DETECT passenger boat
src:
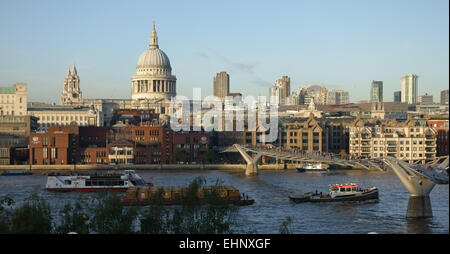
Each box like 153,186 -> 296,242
1,170 -> 32,176
289,183 -> 378,203
46,170 -> 152,192
296,163 -> 329,173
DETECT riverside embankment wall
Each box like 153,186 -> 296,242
0,163 -> 297,173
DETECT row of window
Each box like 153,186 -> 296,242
42,148 -> 57,158
175,144 -> 206,149
352,140 -> 429,145
35,115 -> 90,121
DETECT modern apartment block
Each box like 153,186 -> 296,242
349,115 -> 436,163
401,74 -> 418,104
213,72 -> 230,100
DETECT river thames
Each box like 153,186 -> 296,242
0,169 -> 448,234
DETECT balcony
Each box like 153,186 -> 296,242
425,141 -> 435,147
387,141 -> 397,146
361,142 -> 371,147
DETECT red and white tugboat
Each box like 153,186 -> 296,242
290,183 -> 378,203
46,170 -> 152,192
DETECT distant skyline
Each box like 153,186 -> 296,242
0,0 -> 448,103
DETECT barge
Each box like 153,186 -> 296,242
122,185 -> 254,206
45,170 -> 151,192
289,183 -> 379,203
1,170 -> 32,176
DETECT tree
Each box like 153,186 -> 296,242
0,196 -> 15,233
54,201 -> 90,234
10,194 -> 52,234
90,194 -> 138,234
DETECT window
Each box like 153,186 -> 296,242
51,148 -> 57,158
43,148 -> 47,158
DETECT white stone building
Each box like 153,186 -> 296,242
0,83 -> 27,116
57,23 -> 176,126
28,103 -> 102,129
59,65 -> 82,105
131,23 -> 176,101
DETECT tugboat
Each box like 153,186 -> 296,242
46,170 -> 152,192
289,183 -> 378,203
296,163 -> 329,173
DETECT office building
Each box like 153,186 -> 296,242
327,89 -> 349,105
441,89 -> 449,105
394,91 -> 401,102
370,81 -> 383,102
418,93 -> 433,104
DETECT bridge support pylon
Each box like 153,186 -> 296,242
234,145 -> 263,176
384,157 -> 436,219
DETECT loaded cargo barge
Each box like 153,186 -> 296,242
122,185 -> 254,206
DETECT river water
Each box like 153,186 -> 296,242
0,169 -> 448,234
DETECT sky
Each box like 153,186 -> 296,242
0,0 -> 448,103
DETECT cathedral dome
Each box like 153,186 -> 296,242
136,23 -> 171,71
137,48 -> 171,69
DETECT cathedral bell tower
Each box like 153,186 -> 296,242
60,64 -> 82,105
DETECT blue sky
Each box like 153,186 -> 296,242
0,0 -> 448,103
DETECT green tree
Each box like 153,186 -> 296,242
0,196 -> 15,233
90,194 -> 138,234
54,201 -> 90,234
10,194 -> 52,234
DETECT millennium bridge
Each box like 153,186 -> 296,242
222,144 -> 449,218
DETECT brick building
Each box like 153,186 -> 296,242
427,119 -> 449,157
172,131 -> 210,163
29,126 -> 79,165
29,121 -> 211,165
